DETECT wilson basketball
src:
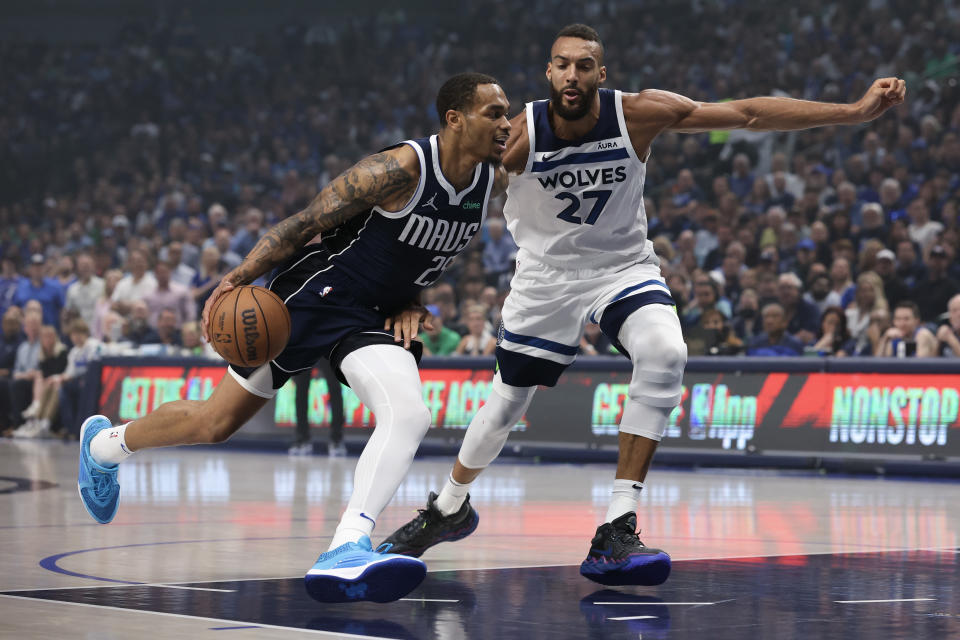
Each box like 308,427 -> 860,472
208,285 -> 291,368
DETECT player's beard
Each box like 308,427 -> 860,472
550,82 -> 598,121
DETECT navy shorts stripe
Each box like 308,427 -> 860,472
495,347 -> 569,388
501,329 -> 579,356
599,290 -> 676,358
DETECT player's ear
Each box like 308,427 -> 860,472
599,65 -> 607,84
445,109 -> 463,131
545,62 -> 552,82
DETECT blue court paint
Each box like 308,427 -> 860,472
11,550 -> 960,639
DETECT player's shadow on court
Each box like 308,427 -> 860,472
580,589 -> 671,639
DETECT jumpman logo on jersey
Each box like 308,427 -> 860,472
421,193 -> 439,211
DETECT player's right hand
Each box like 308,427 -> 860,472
201,278 -> 236,343
385,305 -> 434,350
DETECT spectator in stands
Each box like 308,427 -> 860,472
728,153 -> 755,200
164,242 -> 198,287
937,294 -> 960,357
0,257 -> 21,318
907,199 -> 943,251
804,274 -> 837,315
846,271 -> 889,354
111,249 -> 157,315
154,309 -> 184,348
746,303 -> 804,356
14,325 -> 68,438
0,309 -> 23,433
14,254 -> 64,327
7,310 -> 42,430
828,257 -> 856,308
145,260 -> 195,327
454,304 -> 496,356
913,245 -> 960,322
777,272 -> 819,344
126,301 -> 161,346
854,203 -> 887,249
811,306 -> 855,356
230,208 -> 266,257
192,246 -> 224,312
180,321 -> 219,359
894,238 -> 926,289
57,319 -> 102,437
54,256 -> 75,290
65,253 -> 104,327
481,218 -> 517,287
732,288 -> 761,341
420,305 -> 460,356
879,301 -> 938,357
873,249 -> 908,307
90,270 -> 123,341
682,275 -> 731,327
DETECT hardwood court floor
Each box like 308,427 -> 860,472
1,439 -> 958,639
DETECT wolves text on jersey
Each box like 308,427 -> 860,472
537,166 -> 627,190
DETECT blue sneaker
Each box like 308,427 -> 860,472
304,536 -> 427,603
579,512 -> 671,586
77,415 -> 120,524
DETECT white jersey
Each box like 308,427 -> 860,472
504,88 -> 654,269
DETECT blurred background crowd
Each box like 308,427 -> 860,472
1,0 -> 959,438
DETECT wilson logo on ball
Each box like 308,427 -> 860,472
241,308 -> 260,360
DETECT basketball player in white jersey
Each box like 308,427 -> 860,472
383,24 -> 905,585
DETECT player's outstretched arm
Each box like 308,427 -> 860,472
201,146 -> 419,340
659,77 -> 905,133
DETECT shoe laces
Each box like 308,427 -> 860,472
91,470 -> 115,502
400,507 -> 437,536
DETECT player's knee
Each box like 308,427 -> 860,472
394,401 -> 433,439
629,323 -> 686,380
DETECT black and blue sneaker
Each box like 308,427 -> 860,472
379,492 -> 479,558
304,535 -> 427,603
579,512 -> 671,586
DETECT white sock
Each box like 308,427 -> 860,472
89,423 -> 134,467
329,510 -> 375,550
435,473 -> 470,516
605,479 -> 644,523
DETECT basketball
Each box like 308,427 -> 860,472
208,285 -> 291,368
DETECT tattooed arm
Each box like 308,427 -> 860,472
201,145 -> 420,340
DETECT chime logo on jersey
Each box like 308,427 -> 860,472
397,214 -> 480,252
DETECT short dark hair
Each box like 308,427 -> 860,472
894,300 -> 920,318
436,72 -> 498,127
554,24 -> 604,60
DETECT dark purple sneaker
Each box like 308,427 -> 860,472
579,512 -> 671,586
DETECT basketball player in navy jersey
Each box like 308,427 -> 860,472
384,25 -> 906,586
76,72 -> 512,603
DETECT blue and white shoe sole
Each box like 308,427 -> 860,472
77,415 -> 119,524
304,555 -> 427,603
580,552 -> 672,586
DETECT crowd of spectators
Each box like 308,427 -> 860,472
1,0 -> 959,437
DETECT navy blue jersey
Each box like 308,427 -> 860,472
315,135 -> 493,311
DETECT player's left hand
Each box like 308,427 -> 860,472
855,77 -> 906,122
385,304 -> 434,349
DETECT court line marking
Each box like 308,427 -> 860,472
609,615 -> 658,621
398,598 -> 459,603
593,602 -> 716,606
0,594 -> 396,639
835,598 -> 936,604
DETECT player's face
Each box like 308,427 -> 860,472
461,83 -> 511,164
547,37 -> 606,121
